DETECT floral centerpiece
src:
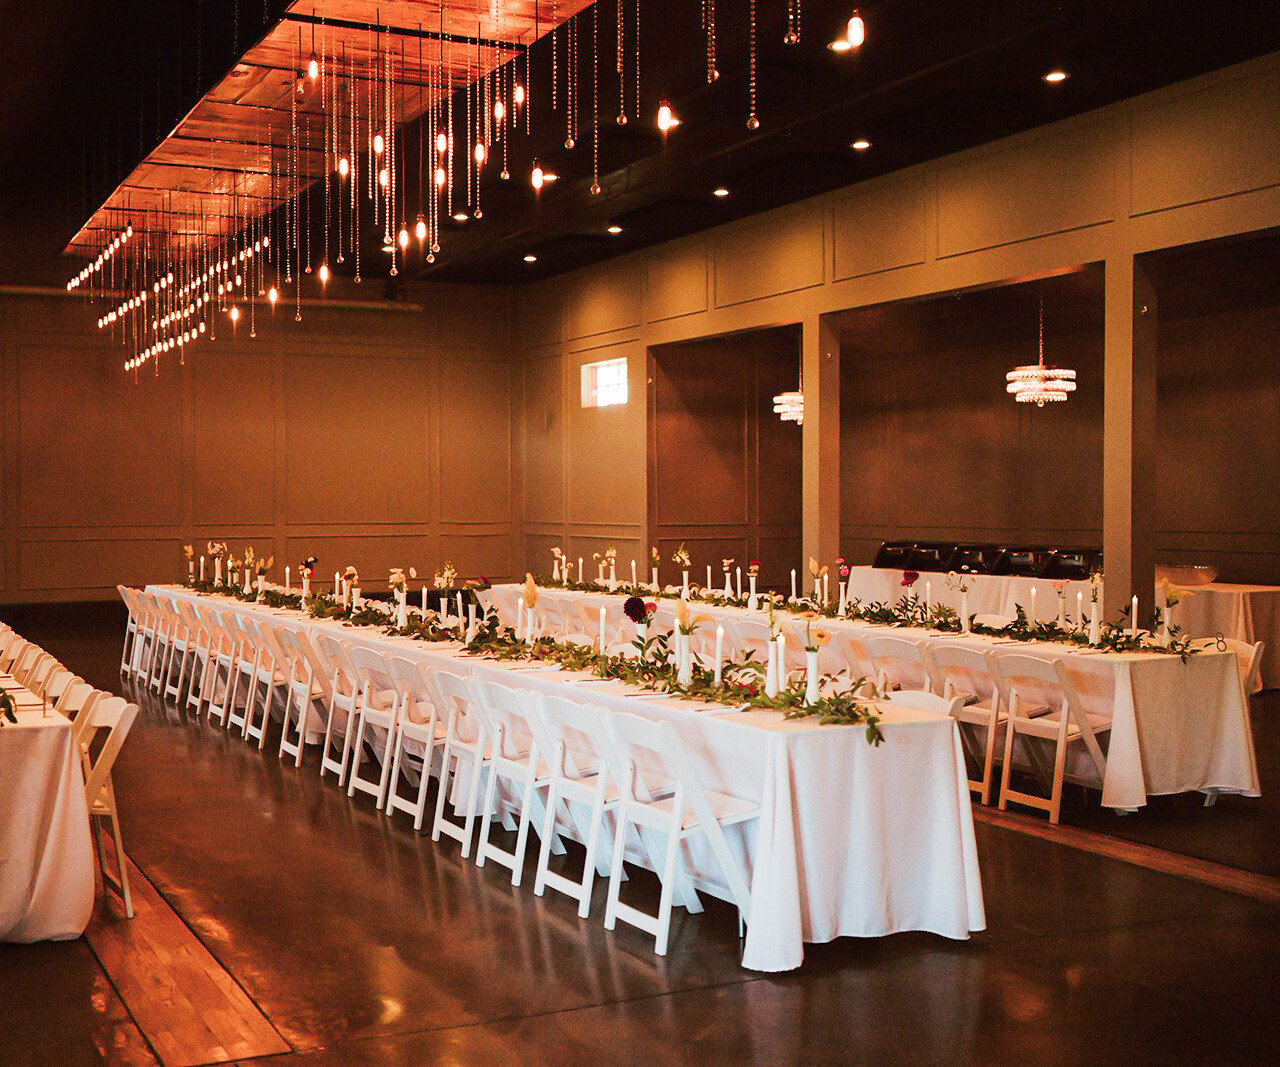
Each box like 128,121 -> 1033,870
623,594 -> 658,643
207,541 -> 229,585
551,546 -> 566,582
182,544 -> 195,583
433,562 -> 458,590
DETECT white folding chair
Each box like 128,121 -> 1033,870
1192,637 -> 1265,695
861,635 -> 936,694
41,668 -> 82,709
602,712 -> 759,957
117,586 -> 144,679
240,617 -> 290,750
274,626 -> 330,767
200,608 -> 243,727
344,646 -> 402,806
995,654 -> 1110,824
314,632 -> 361,783
471,681 -> 567,885
78,696 -> 140,918
928,644 -> 1018,805
430,672 -> 491,858
56,683 -> 104,726
222,613 -> 262,737
384,657 -> 446,830
169,597 -> 209,705
530,690 -> 633,916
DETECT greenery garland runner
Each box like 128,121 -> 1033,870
181,579 -> 886,743
524,576 -> 1199,661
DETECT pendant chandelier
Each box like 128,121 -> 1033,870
1006,292 -> 1076,406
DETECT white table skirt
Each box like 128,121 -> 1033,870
486,584 -> 1260,812
0,691 -> 95,943
153,587 -> 986,972
841,567 -> 1279,690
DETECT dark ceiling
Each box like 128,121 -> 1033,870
4,1 -> 1280,287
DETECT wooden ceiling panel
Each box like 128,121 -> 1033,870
64,0 -> 583,257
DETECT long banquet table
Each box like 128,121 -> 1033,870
153,585 -> 986,972
485,583 -> 1261,813
842,566 -> 1279,690
0,673 -> 95,943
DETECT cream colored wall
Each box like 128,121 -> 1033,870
0,283 -> 515,602
514,52 -> 1280,611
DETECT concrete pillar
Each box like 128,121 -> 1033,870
802,313 -> 841,572
1102,254 -> 1158,625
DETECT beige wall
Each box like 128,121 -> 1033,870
513,52 -> 1280,609
0,283 -> 516,603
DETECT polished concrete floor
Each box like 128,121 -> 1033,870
3,604 -> 1280,1064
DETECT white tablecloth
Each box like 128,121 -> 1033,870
0,681 -> 95,942
153,587 -> 986,972
486,585 -> 1260,813
843,567 -> 1279,689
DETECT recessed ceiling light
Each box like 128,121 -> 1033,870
607,224 -> 623,235
851,138 -> 871,151
452,212 -> 469,222
1043,69 -> 1068,84
713,186 -> 730,198
523,254 -> 538,263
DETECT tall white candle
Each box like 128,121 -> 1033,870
1089,601 -> 1100,645
823,573 -> 830,606
341,578 -> 349,607
285,566 -> 290,593
961,591 -> 970,633
609,561 -> 616,587
516,598 -> 524,638
776,633 -> 787,684
1029,586 -> 1037,624
200,556 -> 205,581
765,638 -> 778,697
1131,595 -> 1139,637
682,570 -> 689,597
790,569 -> 797,601
215,557 -> 222,585
578,557 -> 584,582
1076,590 -> 1084,629
706,564 -> 713,590
397,591 -> 407,630
456,592 -> 465,625
422,585 -> 428,613
599,606 -> 607,653
334,571 -> 340,597
1057,591 -> 1066,630
925,580 -> 931,611
631,559 -> 637,586
736,567 -> 742,599
713,625 -> 724,686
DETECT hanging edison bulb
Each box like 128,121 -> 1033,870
308,53 -> 319,80
531,160 -> 545,190
374,132 -> 385,155
229,305 -> 240,323
318,263 -> 330,284
830,8 -> 865,52
415,214 -> 427,242
268,286 -> 279,306
338,156 -> 350,178
435,166 -> 446,188
514,83 -> 525,107
474,142 -> 486,165
379,168 -> 390,188
493,99 -> 506,122
398,227 -> 410,250
436,130 -> 448,154
657,101 -> 681,133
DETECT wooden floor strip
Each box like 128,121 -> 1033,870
85,853 -> 292,1067
974,806 -> 1280,907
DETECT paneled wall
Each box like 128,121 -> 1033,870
514,53 -> 1280,589
649,328 -> 803,587
1154,234 -> 1280,582
0,284 -> 515,603
838,271 -> 1105,564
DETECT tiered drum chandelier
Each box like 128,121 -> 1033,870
63,2 -> 870,378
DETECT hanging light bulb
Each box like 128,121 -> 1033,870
398,227 -> 410,250
338,156 -> 350,178
379,167 -> 389,188
493,99 -> 506,122
830,9 -> 865,52
531,161 -> 545,190
308,53 -> 319,80
318,263 -> 330,284
229,305 -> 240,323
374,132 -> 385,155
268,286 -> 279,305
415,214 -> 427,242
474,141 -> 486,165
435,166 -> 446,188
514,83 -> 526,107
657,101 -> 681,133
436,130 -> 448,154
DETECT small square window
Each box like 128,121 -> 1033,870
581,357 -> 628,408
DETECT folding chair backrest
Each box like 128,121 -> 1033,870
1193,638 -> 1265,693
57,682 -> 102,722
431,671 -> 482,741
533,690 -> 608,778
930,644 -> 999,705
386,655 -> 437,722
11,642 -> 43,684
993,653 -> 1066,717
1,637 -> 28,673
886,688 -> 965,718
28,655 -> 64,696
604,712 -> 716,825
862,635 -> 934,692
43,668 -> 81,706
473,680 -> 538,758
313,632 -> 359,697
79,697 -> 140,811
346,645 -> 398,709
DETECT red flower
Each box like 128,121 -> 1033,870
901,570 -> 920,587
644,600 -> 657,615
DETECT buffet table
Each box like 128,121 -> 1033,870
839,568 -> 1277,690
486,584 -> 1260,813
0,675 -> 95,943
152,586 -> 985,972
